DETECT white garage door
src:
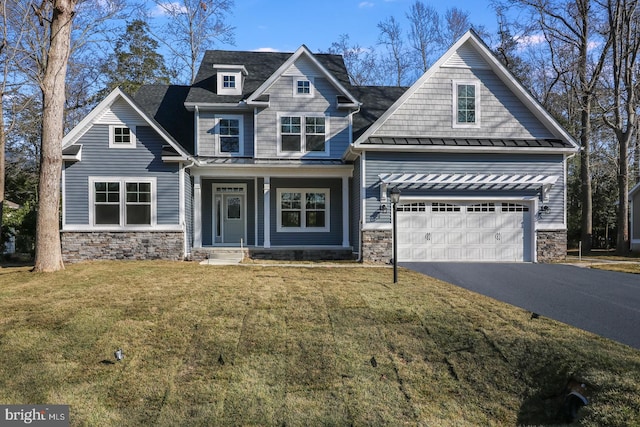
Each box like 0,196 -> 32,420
397,202 -> 531,262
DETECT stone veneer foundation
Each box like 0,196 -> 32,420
362,230 -> 393,264
61,231 -> 184,263
361,229 -> 567,263
536,230 -> 567,263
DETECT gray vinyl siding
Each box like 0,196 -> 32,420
200,179 -> 256,246
64,125 -> 180,225
255,75 -> 351,159
363,151 -> 565,226
375,67 -> 555,140
270,178 -> 343,246
197,111 -> 254,157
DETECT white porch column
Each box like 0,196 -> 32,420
193,175 -> 202,247
263,177 -> 271,248
342,176 -> 350,247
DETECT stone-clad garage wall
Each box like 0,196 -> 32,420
62,231 -> 184,263
536,230 -> 567,263
361,229 -> 567,263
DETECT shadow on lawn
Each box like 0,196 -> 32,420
517,371 -> 593,425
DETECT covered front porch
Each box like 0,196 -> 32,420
189,162 -> 354,259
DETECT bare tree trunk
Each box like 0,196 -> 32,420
33,0 -> 76,272
617,131 -> 630,253
0,92 -> 4,247
580,97 -> 593,252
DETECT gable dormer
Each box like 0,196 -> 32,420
215,64 -> 248,95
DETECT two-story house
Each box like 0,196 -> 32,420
61,31 -> 579,263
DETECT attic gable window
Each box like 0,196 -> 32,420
453,80 -> 481,128
109,125 -> 136,148
294,77 -> 314,97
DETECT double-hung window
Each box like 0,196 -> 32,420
219,117 -> 241,153
277,189 -> 329,232
279,115 -> 327,155
453,81 -> 480,128
91,177 -> 155,227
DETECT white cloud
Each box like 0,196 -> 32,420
359,2 -> 374,8
515,33 -> 546,48
150,2 -> 187,17
254,47 -> 280,52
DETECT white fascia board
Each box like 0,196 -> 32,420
630,182 -> 640,197
465,33 -> 579,150
184,101 -> 251,111
353,30 -> 579,152
353,35 -> 473,146
246,45 -> 360,106
63,87 -> 191,161
190,163 -> 353,178
213,64 -> 248,75
348,144 -> 578,155
62,88 -> 124,148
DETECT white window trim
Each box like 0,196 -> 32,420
215,114 -> 244,156
109,125 -> 136,149
217,71 -> 243,95
89,176 -> 157,229
276,112 -> 330,158
293,77 -> 314,98
276,188 -> 330,233
452,80 -> 481,129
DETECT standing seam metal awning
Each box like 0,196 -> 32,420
378,173 -> 559,193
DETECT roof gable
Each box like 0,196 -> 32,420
185,47 -> 355,107
62,87 -> 190,160
354,30 -> 579,152
246,45 -> 359,106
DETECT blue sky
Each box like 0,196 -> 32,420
225,0 -> 502,53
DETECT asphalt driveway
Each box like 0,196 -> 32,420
402,262 -> 640,349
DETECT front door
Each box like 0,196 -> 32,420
223,194 -> 244,243
214,185 -> 246,245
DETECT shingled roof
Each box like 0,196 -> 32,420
133,85 -> 194,154
349,86 -> 409,141
186,49 -> 352,105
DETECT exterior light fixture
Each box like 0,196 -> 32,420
390,187 -> 401,283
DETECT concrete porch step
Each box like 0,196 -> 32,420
196,248 -> 245,265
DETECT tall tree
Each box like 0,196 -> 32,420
377,16 -> 411,86
406,1 -> 440,72
506,0 -> 611,253
601,0 -> 640,254
0,0 -> 31,250
151,0 -> 235,84
100,19 -> 173,96
443,7 -> 472,45
33,0 -> 78,272
325,34 -> 382,86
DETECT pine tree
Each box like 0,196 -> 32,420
101,20 -> 173,96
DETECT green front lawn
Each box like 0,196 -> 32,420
1,261 -> 639,426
